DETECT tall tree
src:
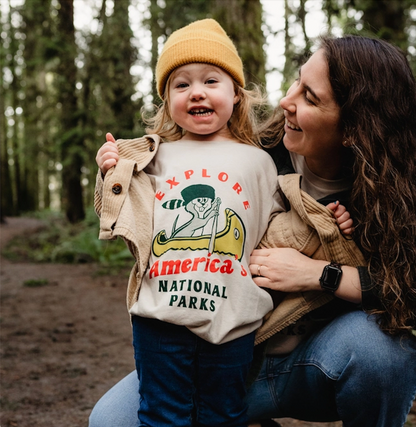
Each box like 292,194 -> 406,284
81,0 -> 140,137
79,0 -> 142,206
99,0 -> 139,138
212,0 -> 266,86
147,0 -> 162,104
56,0 -> 85,222
348,0 -> 411,50
279,0 -> 311,95
2,1 -> 59,216
5,6 -> 22,217
281,0 -> 296,95
19,0 -> 54,213
297,0 -> 311,54
324,0 -> 416,72
0,8 -> 13,220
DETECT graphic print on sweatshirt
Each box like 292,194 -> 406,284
153,183 -> 246,261
129,140 -> 281,344
148,169 -> 251,283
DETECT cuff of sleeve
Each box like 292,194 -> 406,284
357,266 -> 380,311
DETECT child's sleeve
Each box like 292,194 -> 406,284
94,169 -> 105,218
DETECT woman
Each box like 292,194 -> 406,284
89,35 -> 416,427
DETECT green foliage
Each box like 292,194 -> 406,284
2,209 -> 133,269
325,0 -> 416,73
23,278 -> 49,287
2,0 -> 415,220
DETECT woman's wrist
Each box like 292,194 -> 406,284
312,262 -> 361,303
304,258 -> 362,304
302,258 -> 328,292
335,265 -> 362,303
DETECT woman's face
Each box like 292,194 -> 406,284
280,49 -> 344,178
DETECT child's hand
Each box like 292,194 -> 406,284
327,201 -> 354,235
96,133 -> 119,175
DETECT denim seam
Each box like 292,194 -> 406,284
292,360 -> 339,381
266,357 -> 282,413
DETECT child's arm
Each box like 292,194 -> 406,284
96,132 -> 119,175
327,201 -> 354,235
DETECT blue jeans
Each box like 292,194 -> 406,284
247,311 -> 416,426
89,311 -> 416,427
132,316 -> 255,427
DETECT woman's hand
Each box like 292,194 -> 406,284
250,248 -> 362,303
95,133 -> 119,175
250,248 -> 325,293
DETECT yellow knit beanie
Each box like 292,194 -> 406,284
156,19 -> 245,98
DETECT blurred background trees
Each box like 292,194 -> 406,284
1,0 -> 415,223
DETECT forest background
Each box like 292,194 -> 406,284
1,1 -> 416,426
1,0 -> 416,228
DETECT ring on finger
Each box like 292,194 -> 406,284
257,265 -> 262,276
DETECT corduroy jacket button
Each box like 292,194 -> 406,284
112,183 -> 122,194
149,141 -> 155,152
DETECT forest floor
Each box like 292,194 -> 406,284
1,217 -> 415,427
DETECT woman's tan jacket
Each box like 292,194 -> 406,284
94,135 -> 366,345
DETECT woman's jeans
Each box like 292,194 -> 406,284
89,311 -> 416,427
131,316 -> 255,427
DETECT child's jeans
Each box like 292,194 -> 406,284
132,315 -> 255,427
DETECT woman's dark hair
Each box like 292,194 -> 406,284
260,35 -> 416,335
320,35 -> 416,335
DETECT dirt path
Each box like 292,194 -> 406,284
1,217 -> 134,426
0,217 -> 414,426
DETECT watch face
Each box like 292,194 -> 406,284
326,265 -> 341,284
320,263 -> 342,292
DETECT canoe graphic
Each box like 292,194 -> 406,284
152,208 -> 245,260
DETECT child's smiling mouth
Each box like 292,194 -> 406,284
189,108 -> 214,116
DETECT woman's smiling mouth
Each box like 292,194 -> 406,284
286,119 -> 302,131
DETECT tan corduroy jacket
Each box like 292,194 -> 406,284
94,135 -> 366,345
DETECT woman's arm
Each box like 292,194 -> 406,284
250,248 -> 362,304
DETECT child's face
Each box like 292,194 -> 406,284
168,63 -> 239,141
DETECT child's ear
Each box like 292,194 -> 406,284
233,83 -> 241,105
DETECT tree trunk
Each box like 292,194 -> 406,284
20,0 -> 52,213
7,9 -> 21,216
0,11 -> 14,219
212,0 -> 266,86
148,0 -> 162,103
57,0 -> 85,223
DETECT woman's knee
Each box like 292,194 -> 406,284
88,399 -> 108,427
88,371 -> 140,427
307,311 -> 415,382
319,311 -> 416,396
341,312 -> 415,374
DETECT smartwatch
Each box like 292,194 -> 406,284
319,262 -> 342,293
